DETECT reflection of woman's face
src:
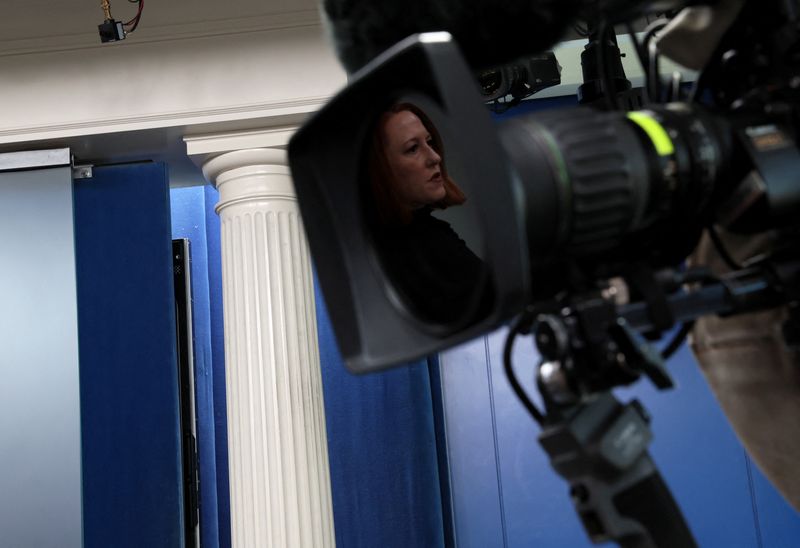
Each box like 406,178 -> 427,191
380,110 -> 446,209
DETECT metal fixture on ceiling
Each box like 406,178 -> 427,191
98,0 -> 144,43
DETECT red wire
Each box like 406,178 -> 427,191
124,0 -> 144,32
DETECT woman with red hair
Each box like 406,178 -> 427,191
366,102 -> 466,226
365,102 -> 491,326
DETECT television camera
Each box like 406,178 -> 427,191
289,1 -> 800,545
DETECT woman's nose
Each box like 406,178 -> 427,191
425,146 -> 441,166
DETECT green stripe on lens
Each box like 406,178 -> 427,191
537,127 -> 570,190
627,111 -> 675,156
532,124 -> 571,246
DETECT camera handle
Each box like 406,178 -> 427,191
538,393 -> 697,548
531,294 -> 696,546
506,307 -> 698,546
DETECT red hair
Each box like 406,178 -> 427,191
366,102 -> 466,226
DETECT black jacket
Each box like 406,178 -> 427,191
374,208 -> 491,325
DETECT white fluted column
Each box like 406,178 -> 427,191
202,147 -> 335,548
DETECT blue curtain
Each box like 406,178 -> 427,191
315,280 -> 446,548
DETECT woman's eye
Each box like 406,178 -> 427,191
405,144 -> 418,154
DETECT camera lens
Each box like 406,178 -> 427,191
498,104 -> 727,281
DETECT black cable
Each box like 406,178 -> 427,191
642,18 -> 669,102
125,0 -> 144,33
708,225 -> 744,271
688,73 -> 704,103
625,22 -> 649,78
660,321 -> 695,360
596,19 -> 619,111
642,17 -> 669,43
669,71 -> 683,102
648,41 -> 661,103
503,314 -> 545,426
625,22 -> 651,104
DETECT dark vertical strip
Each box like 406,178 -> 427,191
173,239 -> 199,547
204,184 -> 232,548
744,452 -> 765,548
484,336 -> 509,548
427,354 -> 456,548
74,163 -> 184,548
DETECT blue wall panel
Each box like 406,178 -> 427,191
750,458 -> 800,547
203,184 -> 232,548
438,336 -> 509,548
74,163 -> 184,548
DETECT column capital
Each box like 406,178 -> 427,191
200,148 -> 296,215
184,124 -> 299,183
202,148 -> 289,182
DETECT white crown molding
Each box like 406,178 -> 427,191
0,96 -> 326,144
185,124 -> 301,158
